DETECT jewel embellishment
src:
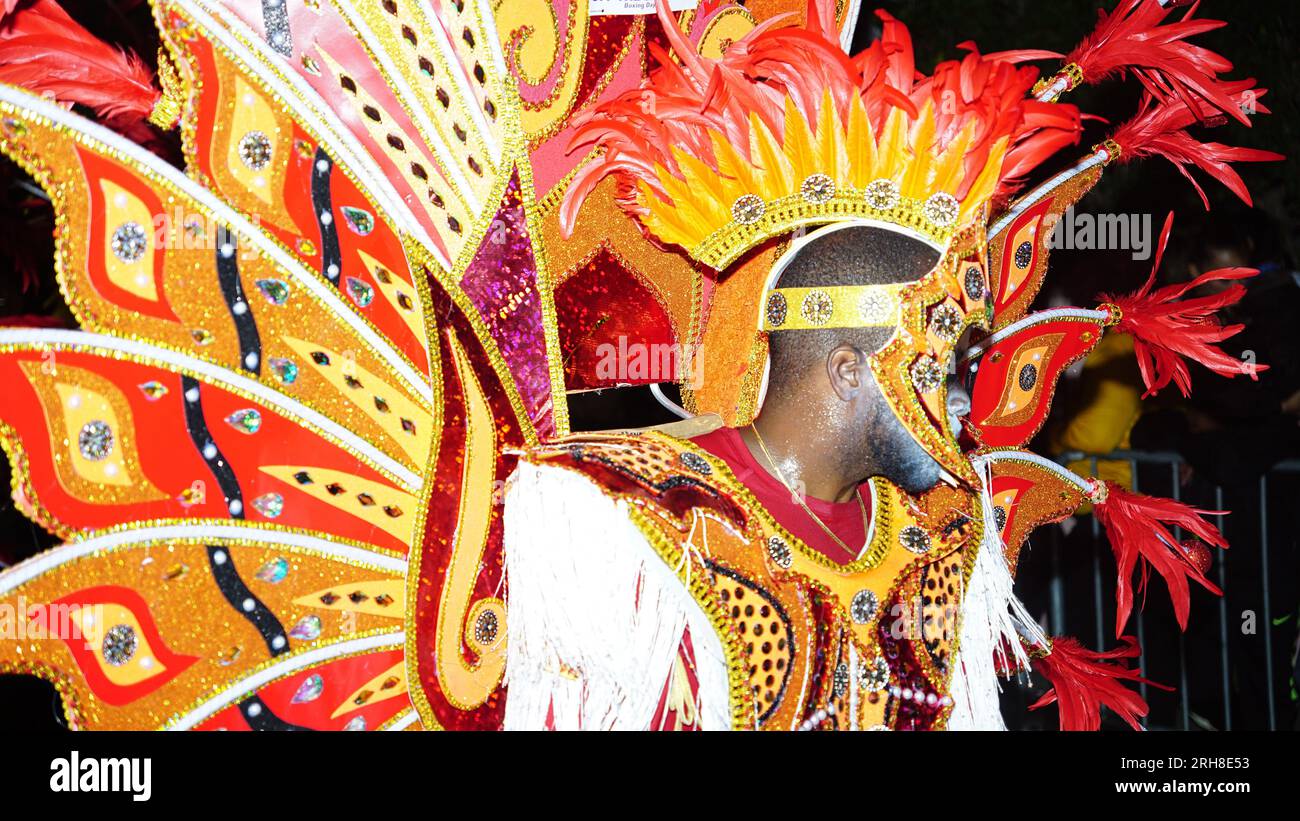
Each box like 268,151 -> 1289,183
858,289 -> 894,324
1018,362 -> 1038,391
289,615 -> 322,641
830,663 -> 850,699
679,451 -> 712,475
963,265 -> 985,301
899,524 -> 932,554
1013,240 -> 1033,269
929,304 -> 962,342
77,420 -> 114,461
922,192 -> 960,227
343,716 -> 367,731
138,381 -> 168,401
864,178 -> 900,210
251,492 -> 285,519
291,674 -> 324,704
190,328 -> 214,346
255,278 -> 290,305
238,130 -> 273,170
345,277 -> 375,308
110,222 -> 148,263
799,173 -> 835,204
799,290 -> 833,326
255,557 -> 289,584
340,206 -> 375,236
268,357 -> 299,385
102,624 -> 137,666
765,291 -> 788,327
992,505 -> 1008,532
910,355 -> 944,393
767,535 -> 793,569
731,193 -> 765,225
474,610 -> 499,645
225,409 -> 262,434
861,654 -> 890,692
850,589 -> 879,624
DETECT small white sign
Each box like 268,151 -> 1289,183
590,0 -> 698,15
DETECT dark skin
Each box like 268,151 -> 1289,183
740,343 -> 970,502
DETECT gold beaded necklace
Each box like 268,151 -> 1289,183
749,422 -> 868,554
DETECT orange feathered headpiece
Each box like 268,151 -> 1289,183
559,0 -> 1081,270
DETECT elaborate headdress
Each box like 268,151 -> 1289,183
561,0 -> 1084,484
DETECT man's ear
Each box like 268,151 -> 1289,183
826,344 -> 866,402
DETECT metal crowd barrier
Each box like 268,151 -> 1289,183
1010,450 -> 1300,731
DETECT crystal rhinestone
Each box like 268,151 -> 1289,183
922,192 -> 960,227
899,524 -> 932,554
909,355 -> 944,393
765,291 -> 788,327
730,193 -> 765,225
850,589 -> 879,624
679,451 -> 712,475
1013,240 -> 1033,269
1018,362 -> 1038,391
238,130 -> 273,170
346,277 -> 375,308
343,716 -> 367,731
255,557 -> 289,584
251,492 -> 285,519
225,408 -> 262,434
77,420 -> 114,461
289,615 -> 322,641
799,173 -> 835,204
992,505 -> 1008,532
110,222 -> 148,263
860,654 -> 890,692
255,278 -> 290,305
190,328 -> 214,346
799,289 -> 834,326
268,357 -> 298,385
297,238 -> 317,256
929,304 -> 962,342
863,178 -> 900,210
101,624 -> 137,666
291,674 -> 324,704
340,206 -> 375,236
857,289 -> 893,324
138,381 -> 168,401
832,662 -> 850,698
963,265 -> 985,301
473,610 -> 499,645
767,535 -> 793,569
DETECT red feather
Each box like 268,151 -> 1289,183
1029,635 -> 1169,731
1101,212 -> 1266,397
1062,0 -> 1247,123
0,0 -> 158,123
560,0 -> 1079,239
1109,83 -> 1284,208
1091,481 -> 1227,637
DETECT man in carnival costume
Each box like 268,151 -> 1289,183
501,0 -> 1282,731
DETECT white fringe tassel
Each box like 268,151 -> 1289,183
947,462 -> 1049,731
502,461 -> 731,730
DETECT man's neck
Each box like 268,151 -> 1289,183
740,407 -> 863,504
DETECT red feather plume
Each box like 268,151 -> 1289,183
1091,481 -> 1227,637
0,0 -> 159,123
1109,81 -> 1284,209
1063,0 -> 1248,122
1101,212 -> 1266,397
559,0 -> 1080,237
1029,635 -> 1168,731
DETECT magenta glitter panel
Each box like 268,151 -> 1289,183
459,171 -> 556,439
